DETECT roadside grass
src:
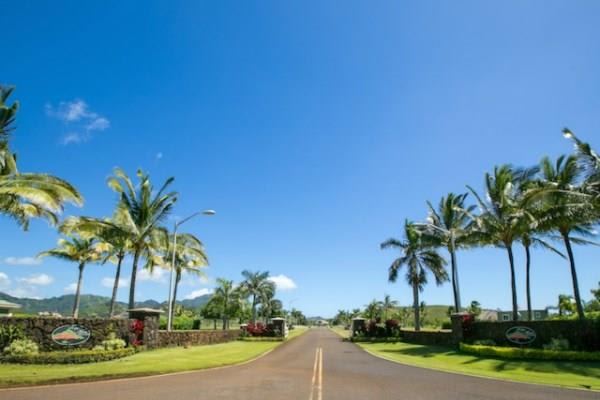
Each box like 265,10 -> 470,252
359,341 -> 600,391
0,326 -> 308,388
330,326 -> 350,338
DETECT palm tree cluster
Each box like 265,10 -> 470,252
203,270 -> 286,328
382,129 -> 600,327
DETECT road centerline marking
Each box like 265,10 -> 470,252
309,347 -> 323,400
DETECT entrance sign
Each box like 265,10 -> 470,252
51,324 -> 91,346
505,326 -> 536,345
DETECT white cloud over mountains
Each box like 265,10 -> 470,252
19,273 -> 54,286
184,288 -> 213,300
138,267 -> 168,283
101,277 -> 129,289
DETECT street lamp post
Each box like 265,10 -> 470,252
167,209 -> 215,331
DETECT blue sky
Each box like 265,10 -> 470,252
0,1 -> 599,317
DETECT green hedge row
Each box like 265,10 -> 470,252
0,347 -> 136,364
237,337 -> 284,342
459,343 -> 600,361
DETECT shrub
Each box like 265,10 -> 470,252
96,333 -> 127,351
473,339 -> 497,346
441,321 -> 452,330
459,343 -> 600,361
130,319 -> 144,346
0,348 -> 135,364
543,337 -> 569,351
3,339 -> 39,356
385,319 -> 400,337
0,325 -> 24,349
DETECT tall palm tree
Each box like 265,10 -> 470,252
107,168 -> 177,309
535,155 -> 597,320
39,235 -> 103,318
150,229 -> 208,324
259,289 -> 281,323
421,193 -> 475,312
467,165 -> 536,321
381,220 -> 448,331
0,86 -> 82,228
364,299 -> 383,321
381,294 -> 398,321
239,270 -> 275,324
60,212 -> 133,317
213,278 -> 237,329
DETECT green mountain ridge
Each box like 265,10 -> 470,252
0,292 -> 211,317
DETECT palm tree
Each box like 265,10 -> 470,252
0,86 -> 82,228
467,165 -> 536,321
60,212 -> 133,317
259,289 -> 281,323
535,155 -> 597,320
107,168 -> 177,309
213,278 -> 237,329
381,220 -> 448,331
421,193 -> 475,312
381,294 -> 398,321
150,230 -> 208,324
39,235 -> 103,318
239,270 -> 275,324
364,299 -> 383,321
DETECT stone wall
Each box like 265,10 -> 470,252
400,329 -> 454,346
157,329 -> 241,347
1,317 -> 131,351
464,319 -> 600,351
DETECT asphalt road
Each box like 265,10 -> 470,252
1,328 -> 597,400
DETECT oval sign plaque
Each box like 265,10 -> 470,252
51,324 -> 91,346
505,326 -> 536,345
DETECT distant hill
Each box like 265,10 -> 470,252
0,292 -> 212,318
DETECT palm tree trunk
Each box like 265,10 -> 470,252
73,262 -> 85,318
562,233 -> 585,320
170,271 -> 181,325
109,252 -> 124,318
524,244 -> 532,321
506,244 -> 519,321
251,294 -> 257,324
412,283 -> 420,331
449,247 -> 461,312
128,249 -> 141,309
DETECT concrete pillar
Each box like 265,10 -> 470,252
450,312 -> 473,345
271,317 -> 287,338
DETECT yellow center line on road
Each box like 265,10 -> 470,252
309,347 -> 323,400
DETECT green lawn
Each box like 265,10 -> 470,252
0,327 -> 308,388
358,341 -> 600,391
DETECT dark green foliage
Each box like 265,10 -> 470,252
0,347 -> 135,364
0,325 -> 24,349
459,343 -> 600,361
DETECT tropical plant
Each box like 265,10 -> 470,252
421,192 -> 475,312
381,294 -> 398,321
467,300 -> 482,317
239,270 -> 275,324
467,165 -> 536,321
0,85 -> 82,229
558,294 -> 576,317
381,220 -> 449,331
107,168 -> 178,309
39,235 -> 104,318
259,286 -> 281,322
149,229 -> 208,324
363,299 -> 383,321
60,212 -> 133,317
535,155 -> 597,319
212,278 -> 237,329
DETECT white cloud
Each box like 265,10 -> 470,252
7,287 -> 41,299
63,282 -> 78,294
101,277 -> 128,288
268,274 -> 297,291
45,99 -> 110,145
0,272 -> 10,289
184,288 -> 213,300
138,267 -> 168,283
19,273 -> 54,286
3,256 -> 42,266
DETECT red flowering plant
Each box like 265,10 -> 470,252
246,322 -> 267,336
461,313 -> 474,335
130,319 -> 145,346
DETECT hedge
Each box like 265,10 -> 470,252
459,343 -> 600,361
0,347 -> 136,364
237,337 -> 284,342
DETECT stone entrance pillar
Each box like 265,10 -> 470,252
271,317 -> 288,338
351,318 -> 366,338
128,308 -> 164,349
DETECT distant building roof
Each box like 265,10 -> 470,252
0,300 -> 21,309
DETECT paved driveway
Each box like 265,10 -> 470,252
1,328 -> 596,400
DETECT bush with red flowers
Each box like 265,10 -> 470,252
130,319 -> 144,346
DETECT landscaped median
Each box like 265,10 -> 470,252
0,326 -> 308,388
329,327 -> 600,391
